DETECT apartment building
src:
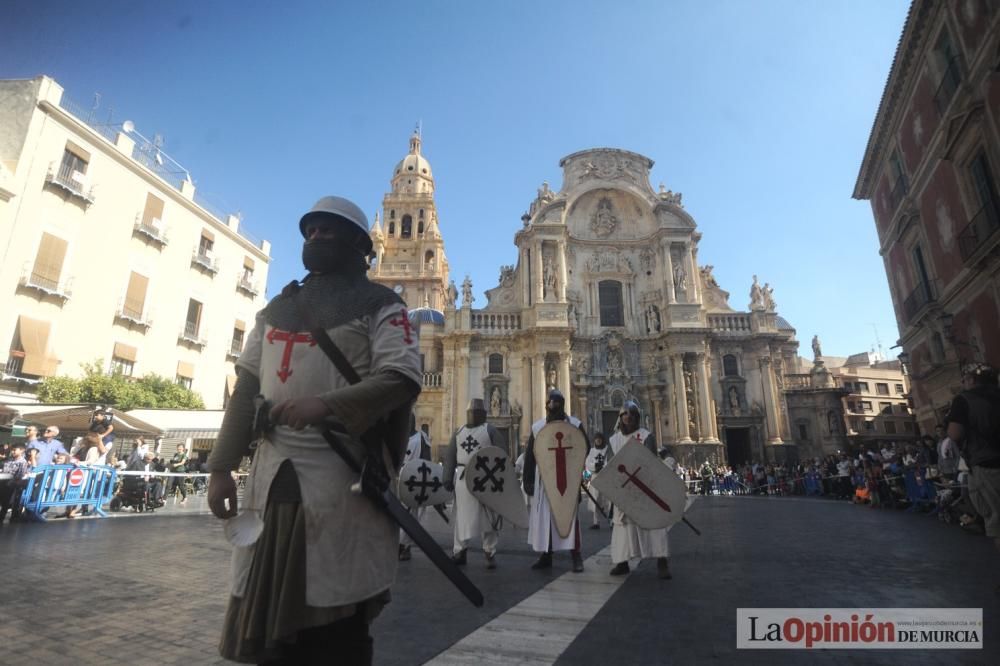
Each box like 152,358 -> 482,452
831,353 -> 918,447
0,76 -> 270,408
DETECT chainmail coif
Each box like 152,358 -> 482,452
263,273 -> 404,331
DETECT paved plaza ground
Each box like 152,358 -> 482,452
1,493 -> 997,665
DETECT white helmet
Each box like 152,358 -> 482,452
299,196 -> 371,252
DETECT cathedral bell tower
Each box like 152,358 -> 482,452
369,130 -> 450,309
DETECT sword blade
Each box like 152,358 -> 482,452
380,488 -> 483,607
434,503 -> 450,524
322,428 -> 482,607
581,483 -> 609,520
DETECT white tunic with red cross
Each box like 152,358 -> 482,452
229,302 -> 421,608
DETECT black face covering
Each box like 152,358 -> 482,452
302,239 -> 368,275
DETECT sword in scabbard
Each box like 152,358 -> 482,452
322,427 -> 483,607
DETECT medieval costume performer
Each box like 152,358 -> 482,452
584,432 -> 611,528
441,398 -> 506,569
398,413 -> 432,561
608,400 -> 671,579
207,196 -> 422,665
523,389 -> 588,572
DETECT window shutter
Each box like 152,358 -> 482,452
142,193 -> 165,227
17,316 -> 54,376
113,342 -> 138,362
31,233 -> 68,285
177,361 -> 195,379
124,272 -> 149,317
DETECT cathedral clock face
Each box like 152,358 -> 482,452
394,284 -> 404,295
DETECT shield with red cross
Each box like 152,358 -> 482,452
534,422 -> 587,538
591,441 -> 688,530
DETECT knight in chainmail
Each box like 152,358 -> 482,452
207,196 -> 422,665
441,399 -> 506,569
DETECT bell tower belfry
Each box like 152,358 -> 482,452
369,130 -> 451,309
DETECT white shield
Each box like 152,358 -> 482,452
591,442 -> 688,530
534,422 -> 588,538
397,459 -> 450,510
465,445 -> 528,528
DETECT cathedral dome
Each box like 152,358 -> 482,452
408,307 -> 445,327
393,131 -> 433,180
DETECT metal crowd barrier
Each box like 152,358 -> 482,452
20,464 -> 117,519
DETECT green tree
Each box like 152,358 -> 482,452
37,360 -> 205,410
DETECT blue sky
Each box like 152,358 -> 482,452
2,0 -> 910,359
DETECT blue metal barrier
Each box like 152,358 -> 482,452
20,464 -> 117,519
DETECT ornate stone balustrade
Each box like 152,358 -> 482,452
471,311 -> 522,332
707,313 -> 751,334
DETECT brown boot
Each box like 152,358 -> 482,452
657,557 -> 672,580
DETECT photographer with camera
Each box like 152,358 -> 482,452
167,443 -> 190,505
207,196 -> 421,664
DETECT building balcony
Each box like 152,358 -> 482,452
226,342 -> 242,361
191,248 -> 219,274
708,313 -> 751,334
114,299 -> 153,330
783,373 -> 812,390
422,372 -> 443,388
178,324 -> 207,349
957,203 -> 1000,262
44,162 -> 95,206
933,58 -> 962,116
18,264 -> 72,303
133,214 -> 169,247
471,311 -> 522,333
902,279 -> 938,325
236,275 -> 260,297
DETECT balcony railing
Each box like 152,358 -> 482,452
783,373 -> 812,390
933,57 -> 962,116
191,248 -> 219,274
18,263 -> 72,302
44,161 -> 96,205
957,203 -> 1000,261
133,213 -> 169,246
236,275 -> 260,296
178,323 -> 207,348
902,279 -> 938,324
708,313 -> 751,334
115,298 -> 152,329
227,341 -> 242,359
423,372 -> 443,388
471,311 -> 522,332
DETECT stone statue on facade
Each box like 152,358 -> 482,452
762,283 -> 776,311
749,275 -> 764,310
446,280 -> 458,308
499,265 -> 515,288
568,302 -> 580,328
546,363 -> 557,389
700,265 -> 719,288
673,263 -> 687,301
537,181 -> 554,203
647,354 -> 660,375
812,335 -> 823,360
542,256 -> 557,300
490,386 -> 502,417
728,385 -> 740,409
577,355 -> 590,375
644,304 -> 661,333
461,275 -> 473,307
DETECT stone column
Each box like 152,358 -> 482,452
443,347 -> 456,437
662,239 -> 676,304
696,352 -> 720,443
672,353 -> 692,443
760,357 -> 783,444
578,392 -> 589,434
652,393 -> 664,447
558,351 -> 571,409
521,246 -> 531,306
455,354 -> 469,429
534,241 -> 545,303
557,240 -> 568,302
686,244 -> 700,302
534,352 -> 547,424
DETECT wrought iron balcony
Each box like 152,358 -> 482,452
236,275 -> 260,296
957,203 -> 1000,262
114,298 -> 152,330
887,173 -> 908,212
44,162 -> 95,206
902,279 -> 939,324
191,248 -> 219,274
178,323 -> 207,348
18,263 -> 72,302
133,213 -> 169,246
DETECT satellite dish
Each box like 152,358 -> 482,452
122,120 -> 135,133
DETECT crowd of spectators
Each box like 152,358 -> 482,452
670,431 -> 983,532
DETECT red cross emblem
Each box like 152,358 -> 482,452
389,308 -> 414,344
266,328 -> 316,383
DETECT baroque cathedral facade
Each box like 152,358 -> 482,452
370,136 -> 802,468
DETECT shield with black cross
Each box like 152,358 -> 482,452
465,445 -> 528,527
397,459 -> 450,510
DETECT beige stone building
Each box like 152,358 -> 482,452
371,141 -> 801,467
0,76 -> 270,408
830,352 -> 918,447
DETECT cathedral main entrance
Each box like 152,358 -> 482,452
601,410 -> 619,439
725,427 -> 752,466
